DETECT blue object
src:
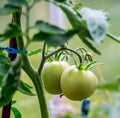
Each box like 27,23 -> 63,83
81,99 -> 90,117
0,46 -> 28,54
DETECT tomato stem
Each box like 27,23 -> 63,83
107,32 -> 120,43
14,8 -> 49,118
40,45 -> 83,65
63,47 -> 83,64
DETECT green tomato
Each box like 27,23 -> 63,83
60,65 -> 97,101
42,61 -> 69,94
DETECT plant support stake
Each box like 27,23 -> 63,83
2,37 -> 17,118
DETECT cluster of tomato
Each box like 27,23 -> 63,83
42,61 -> 97,101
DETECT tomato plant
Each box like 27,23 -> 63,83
42,61 -> 69,94
0,0 -> 120,118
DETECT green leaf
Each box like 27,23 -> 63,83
0,55 -> 11,75
8,0 -> 28,7
74,3 -> 82,9
85,61 -> 97,70
0,75 -> 4,87
80,36 -> 101,55
0,23 -> 21,42
51,1 -> 102,54
35,21 -> 65,34
18,81 -> 35,96
28,48 -> 42,56
33,29 -> 77,46
0,57 -> 21,107
0,55 -> 11,87
96,83 -> 120,91
0,50 -> 6,56
0,4 -> 19,15
12,106 -> 22,118
57,2 -> 82,28
12,100 -> 17,105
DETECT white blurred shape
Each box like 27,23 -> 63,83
49,3 -> 64,28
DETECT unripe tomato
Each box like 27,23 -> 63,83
60,65 -> 97,101
42,61 -> 69,94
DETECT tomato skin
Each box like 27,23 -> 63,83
42,61 -> 69,94
60,66 -> 97,101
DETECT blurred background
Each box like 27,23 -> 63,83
0,0 -> 120,118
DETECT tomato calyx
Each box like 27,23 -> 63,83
48,50 -> 67,62
77,61 -> 103,71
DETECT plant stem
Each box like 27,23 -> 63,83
34,73 -> 49,118
13,7 -> 49,118
25,6 -> 31,46
63,47 -> 83,63
39,46 -> 83,64
22,63 -> 49,118
107,32 -> 120,43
